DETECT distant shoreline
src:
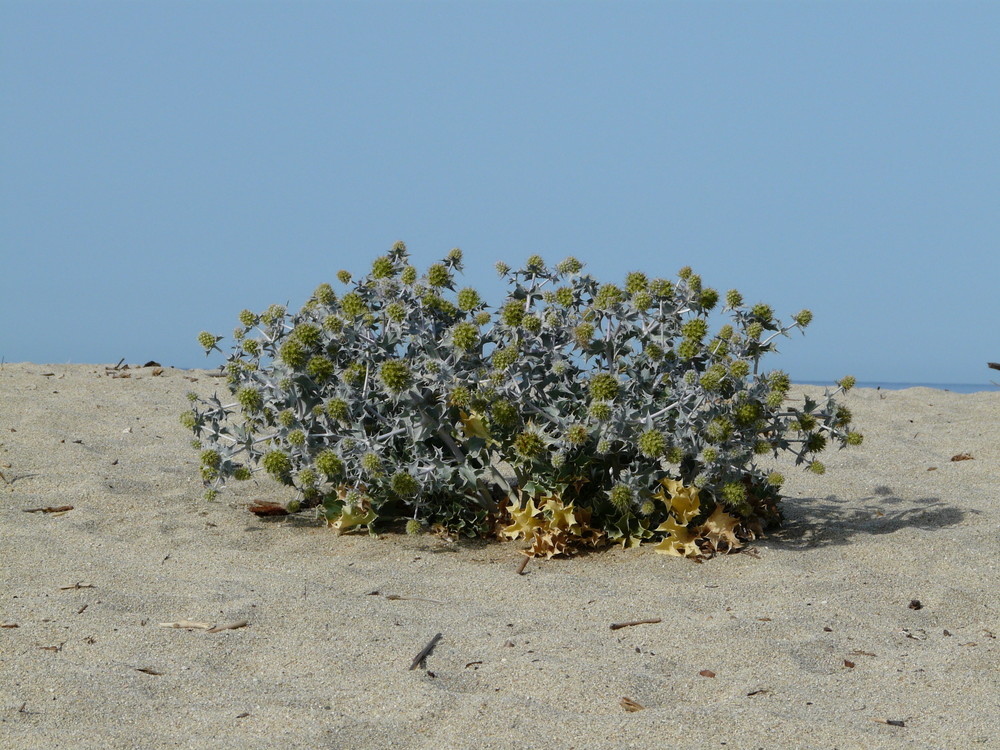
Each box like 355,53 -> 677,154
796,380 -> 999,394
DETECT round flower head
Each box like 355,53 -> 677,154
734,401 -> 762,426
638,429 -> 667,458
806,433 -> 827,452
644,342 -> 664,360
307,356 -> 334,382
721,482 -> 747,508
287,429 -> 306,447
237,387 -> 262,412
525,254 -> 545,273
573,322 -> 595,346
500,302 -> 525,327
323,315 -> 343,333
701,447 -> 718,463
239,309 -> 257,327
838,375 -> 856,392
326,398 -> 349,422
385,302 -> 405,323
705,417 -> 733,443
457,287 -> 481,311
809,460 -> 826,475
681,319 -> 708,342
451,322 -> 479,352
699,364 -> 726,392
448,385 -> 471,407
492,346 -> 518,370
767,472 -> 784,487
427,263 -> 450,288
371,256 -> 394,279
566,424 -> 588,445
729,360 -> 750,379
746,322 -> 763,340
262,450 -> 292,482
405,519 -> 423,535
640,499 -> 657,516
336,270 -> 352,285
391,471 -> 419,497
794,309 -> 813,327
513,431 -> 545,459
401,266 -> 417,285
200,449 -> 221,470
555,287 -> 574,307
677,266 -> 692,280
687,274 -> 702,293
204,489 -> 219,501
750,303 -> 773,322
625,271 -> 648,294
597,439 -> 611,454
242,339 -> 260,356
699,288 -> 719,310
380,360 -> 412,393
495,261 -> 510,277
631,292 -> 652,310
649,278 -> 673,298
725,289 -> 743,309
340,293 -> 367,318
677,340 -> 700,360
313,283 -> 337,307
279,339 -> 307,369
343,362 -> 365,385
556,256 -> 583,274
179,411 -> 197,430
315,450 -> 344,478
298,468 -> 318,488
490,399 -> 518,429
447,247 -> 463,264
261,304 -> 286,325
835,406 -> 853,426
391,240 -> 407,254
846,432 -> 864,446
197,331 -> 220,351
292,323 -> 321,349
589,402 -> 611,421
609,484 -> 632,514
475,311 -> 491,326
232,466 -> 252,481
589,373 -> 619,401
361,452 -> 382,475
595,284 -> 624,308
521,315 -> 541,333
278,410 -> 296,428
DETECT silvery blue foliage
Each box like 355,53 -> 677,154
186,245 -> 861,544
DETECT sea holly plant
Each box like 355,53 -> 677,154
185,244 -> 862,559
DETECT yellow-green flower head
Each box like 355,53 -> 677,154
197,331 -> 220,351
448,247 -> 463,264
287,429 -> 306,447
233,327 -> 245,341
552,360 -> 568,375
734,401 -> 762,426
644,342 -> 664,360
405,518 -> 423,535
597,438 -> 611,453
638,429 -> 667,458
337,270 -> 352,285
500,301 -> 525,327
838,375 -> 856,392
649,278 -> 673,298
343,361 -> 365,385
625,271 -> 648,294
701,447 -> 718,463
475,311 -> 491,326
280,339 -> 308,369
278,409 -> 296,428
551,451 -> 566,469
326,398 -> 348,421
361,452 -> 382,474
262,450 -> 292,481
401,266 -> 417,285
556,256 -> 583,274
794,309 -> 813,327
427,263 -> 451,288
687,274 -> 702,293
768,370 -> 791,393
609,484 -> 632,514
297,468 -> 317,488
729,360 -> 750,379
665,446 -> 683,463
341,437 -> 356,451
595,283 -> 624,308
261,304 -> 286,325
767,471 -> 784,487
226,360 -> 247,377
423,293 -> 457,317
746,322 -> 764,340
186,391 -> 199,403
384,302 -> 405,323
699,288 -> 718,310
522,315 -> 542,333
717,325 -> 734,341
425,360 -> 440,374
725,289 -> 743,309
492,345 -> 518,370
542,291 -> 556,304
340,292 -> 367,318
566,424 -> 588,445
239,309 -> 257,327
846,432 -> 864,446
232,466 -> 252,481
632,292 -> 652,310
573,322 -> 595,346
809,460 -> 826,475
491,399 -> 518,428
391,471 -> 419,497
765,391 -> 784,409
448,385 -> 471,407
495,261 -> 510,277
204,489 -> 220,501
677,340 -> 700,361
796,412 -> 817,431
678,266 -> 692,280
700,364 -> 727,392
589,402 -> 612,421
391,240 -> 407,254
554,287 -> 574,307
525,254 -> 545,273
806,433 -> 827,452
292,323 -> 322,349
835,405 -> 853,426
237,387 -> 262,412
681,319 -> 708,342
589,373 -> 619,401
315,450 -> 344,478
543,311 -> 560,328
307,356 -> 334,381
750,303 -> 773,322
200,449 -> 221,469
457,287 -> 481,311
380,359 -> 412,393
683,369 -> 698,385
179,410 -> 197,430
721,482 -> 747,507
513,431 -> 545,458
705,417 -> 733,443
371,256 -> 394,279
323,315 -> 344,333
242,339 -> 260,357
451,322 -> 479,351
313,283 -> 337,306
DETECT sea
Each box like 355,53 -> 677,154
796,381 -> 998,394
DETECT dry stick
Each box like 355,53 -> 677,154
409,632 -> 443,671
516,555 -> 531,575
23,505 -> 74,514
609,618 -> 662,631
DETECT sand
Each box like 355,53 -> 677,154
1,363 -> 998,749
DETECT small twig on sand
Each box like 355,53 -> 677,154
609,618 -> 662,631
409,632 -> 443,670
516,555 -> 531,575
23,505 -> 73,514
59,582 -> 96,590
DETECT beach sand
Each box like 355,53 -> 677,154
1,363 -> 997,749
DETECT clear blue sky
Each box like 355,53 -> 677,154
3,1 -> 998,384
